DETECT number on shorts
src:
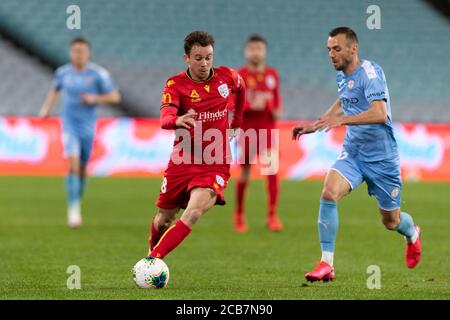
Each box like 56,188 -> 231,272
161,177 -> 167,193
337,151 -> 348,160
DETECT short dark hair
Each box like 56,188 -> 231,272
70,36 -> 91,48
329,27 -> 359,44
246,34 -> 267,46
184,31 -> 215,55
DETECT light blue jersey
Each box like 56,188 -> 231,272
337,60 -> 398,162
332,60 -> 402,210
53,62 -> 116,138
53,62 -> 116,163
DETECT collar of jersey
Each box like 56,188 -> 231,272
185,68 -> 214,83
342,60 -> 364,79
71,62 -> 92,74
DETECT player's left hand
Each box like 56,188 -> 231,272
313,115 -> 344,132
81,93 -> 98,105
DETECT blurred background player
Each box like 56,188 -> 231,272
234,34 -> 283,233
148,31 -> 246,259
293,27 -> 422,282
39,37 -> 121,228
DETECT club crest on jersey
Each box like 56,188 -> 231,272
348,80 -> 354,89
216,175 -> 225,187
265,75 -> 276,89
218,84 -> 229,98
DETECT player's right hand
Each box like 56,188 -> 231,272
176,112 -> 197,129
292,124 -> 315,140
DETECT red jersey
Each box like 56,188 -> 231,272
160,66 -> 245,171
237,66 -> 281,129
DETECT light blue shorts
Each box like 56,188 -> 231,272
331,150 -> 402,210
62,131 -> 94,165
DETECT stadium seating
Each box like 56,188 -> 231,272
0,0 -> 448,121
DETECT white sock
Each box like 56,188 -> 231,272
408,228 -> 419,244
321,251 -> 334,266
69,201 -> 81,216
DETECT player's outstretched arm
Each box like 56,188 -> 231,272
292,99 -> 342,140
39,89 -> 59,118
314,99 -> 387,132
160,106 -> 196,130
81,90 -> 121,105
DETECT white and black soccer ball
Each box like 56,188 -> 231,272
132,257 -> 170,289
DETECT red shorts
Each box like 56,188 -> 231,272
156,165 -> 230,210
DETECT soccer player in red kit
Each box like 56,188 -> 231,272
147,31 -> 246,259
234,35 -> 283,233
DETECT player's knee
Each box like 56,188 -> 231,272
183,207 -> 205,226
382,217 -> 400,230
321,186 -> 341,203
68,165 -> 80,175
240,166 -> 251,182
156,210 -> 177,229
156,214 -> 174,230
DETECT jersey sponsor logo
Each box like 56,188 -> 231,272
162,92 -> 172,104
342,97 -> 359,105
167,80 -> 175,87
218,84 -> 229,98
366,91 -> 385,100
190,89 -> 201,102
197,109 -> 228,122
246,77 -> 256,88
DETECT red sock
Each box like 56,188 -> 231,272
150,220 -> 192,259
236,180 -> 248,216
267,174 -> 279,217
149,217 -> 164,250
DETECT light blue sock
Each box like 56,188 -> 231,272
79,177 -> 86,199
65,174 -> 81,209
318,198 -> 339,253
396,212 -> 415,239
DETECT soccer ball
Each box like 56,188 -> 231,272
132,257 -> 170,289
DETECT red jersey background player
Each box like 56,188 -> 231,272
148,31 -> 246,260
234,34 -> 283,233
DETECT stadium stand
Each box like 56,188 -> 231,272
0,0 -> 448,121
0,36 -> 124,117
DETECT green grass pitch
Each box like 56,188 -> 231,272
0,176 -> 449,299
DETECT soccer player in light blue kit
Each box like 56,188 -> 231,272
292,27 -> 422,282
40,37 -> 121,228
